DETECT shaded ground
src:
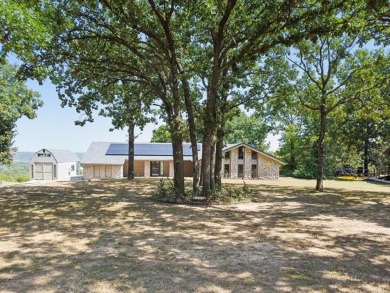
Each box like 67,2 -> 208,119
0,178 -> 389,292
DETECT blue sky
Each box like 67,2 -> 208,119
14,79 -> 279,152
14,79 -> 156,152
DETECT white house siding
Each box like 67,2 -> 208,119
83,165 -> 123,179
57,162 -> 78,180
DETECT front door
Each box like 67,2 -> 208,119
150,161 -> 163,177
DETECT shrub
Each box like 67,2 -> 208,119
212,182 -> 254,203
0,173 -> 12,182
15,174 -> 30,182
152,178 -> 191,203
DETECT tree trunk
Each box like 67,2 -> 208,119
214,128 -> 224,191
315,104 -> 327,192
127,123 -> 135,180
210,142 -> 216,192
201,84 -> 218,197
363,122 -> 370,176
170,114 -> 185,200
182,77 -> 200,197
201,71 -> 219,197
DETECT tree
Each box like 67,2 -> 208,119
0,61 -> 42,164
101,82 -> 155,180
286,35 -> 387,191
224,111 -> 270,150
194,0 -> 371,196
151,125 -> 171,143
37,1 -> 196,199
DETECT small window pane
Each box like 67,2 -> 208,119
238,147 -> 244,159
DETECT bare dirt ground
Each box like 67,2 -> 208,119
0,178 -> 389,293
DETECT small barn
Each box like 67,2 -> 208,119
30,149 -> 80,181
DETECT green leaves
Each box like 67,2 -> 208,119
0,0 -> 53,62
0,61 -> 42,164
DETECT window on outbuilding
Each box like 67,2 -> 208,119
224,151 -> 230,159
252,164 -> 257,178
224,164 -> 230,177
238,147 -> 244,159
238,164 -> 244,178
252,151 -> 257,160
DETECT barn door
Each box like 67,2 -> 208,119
43,163 -> 53,180
35,163 -> 44,180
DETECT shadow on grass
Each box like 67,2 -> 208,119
0,179 -> 389,292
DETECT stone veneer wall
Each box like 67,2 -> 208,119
257,155 -> 280,179
229,148 -> 239,178
244,148 -> 252,179
222,146 -> 281,180
83,165 -> 123,179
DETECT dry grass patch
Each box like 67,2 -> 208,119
0,178 -> 389,292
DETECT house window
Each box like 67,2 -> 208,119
252,164 -> 257,178
252,151 -> 257,160
53,165 -> 57,179
224,151 -> 230,159
38,153 -> 51,157
224,164 -> 230,177
238,164 -> 244,178
31,165 -> 34,179
238,147 -> 244,159
71,165 -> 75,171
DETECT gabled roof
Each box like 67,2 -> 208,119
81,142 -> 127,165
222,143 -> 286,165
81,142 -> 202,165
34,149 -> 80,163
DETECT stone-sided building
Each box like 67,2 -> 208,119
221,143 -> 285,179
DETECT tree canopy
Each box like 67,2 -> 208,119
0,61 -> 42,164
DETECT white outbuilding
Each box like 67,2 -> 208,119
30,149 -> 80,181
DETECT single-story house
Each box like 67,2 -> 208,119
81,142 -> 285,180
30,149 -> 80,181
81,142 -> 201,180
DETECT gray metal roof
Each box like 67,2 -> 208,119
44,149 -> 80,163
81,142 -> 127,165
222,143 -> 286,165
81,142 -> 201,165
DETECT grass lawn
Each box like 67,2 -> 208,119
0,178 -> 389,292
